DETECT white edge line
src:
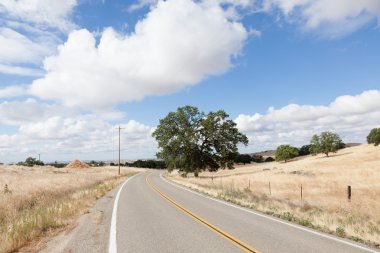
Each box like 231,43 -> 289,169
160,173 -> 379,253
108,173 -> 140,253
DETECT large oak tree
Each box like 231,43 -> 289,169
152,106 -> 248,176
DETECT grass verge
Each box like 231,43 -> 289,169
0,172 -> 136,253
166,174 -> 380,249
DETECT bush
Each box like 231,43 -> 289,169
264,157 -> 275,163
336,226 -> 346,237
234,154 -> 252,164
367,128 -> 380,146
275,145 -> 299,162
251,155 -> 264,163
299,145 -> 311,156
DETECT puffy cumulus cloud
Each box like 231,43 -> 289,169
0,0 -> 77,31
0,85 -> 28,98
0,99 -> 75,126
235,90 -> 380,150
0,114 -> 156,162
262,0 -> 380,37
30,0 -> 248,110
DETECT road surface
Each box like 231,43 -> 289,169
108,171 -> 378,253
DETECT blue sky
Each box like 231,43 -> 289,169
0,0 -> 380,163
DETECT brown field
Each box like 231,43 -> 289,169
0,165 -> 143,253
167,144 -> 380,247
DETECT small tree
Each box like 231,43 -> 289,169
310,131 -> 343,156
234,154 -> 252,165
18,157 -> 44,167
367,128 -> 380,146
275,145 -> 299,162
299,145 -> 311,156
264,157 -> 275,162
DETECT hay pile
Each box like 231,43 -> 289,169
65,160 -> 90,169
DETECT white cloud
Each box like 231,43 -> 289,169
263,0 -> 380,37
0,113 -> 156,162
0,85 -> 28,98
0,0 -> 77,78
0,28 -> 56,65
30,0 -> 248,110
0,0 -> 77,31
0,64 -> 43,76
0,99 -> 75,126
235,90 -> 380,150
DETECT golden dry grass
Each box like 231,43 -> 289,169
0,165 -> 143,253
167,144 -> 380,247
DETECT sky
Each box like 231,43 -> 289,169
0,0 -> 380,163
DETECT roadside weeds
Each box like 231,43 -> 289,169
0,172 -> 135,253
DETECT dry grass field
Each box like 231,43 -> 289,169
167,144 -> 380,247
0,165 -> 142,253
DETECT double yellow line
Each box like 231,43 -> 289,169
145,174 -> 260,253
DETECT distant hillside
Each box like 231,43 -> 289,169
249,143 -> 362,158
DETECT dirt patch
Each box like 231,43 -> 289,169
65,160 -> 90,169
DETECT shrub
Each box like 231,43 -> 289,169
336,226 -> 346,237
275,145 -> 299,162
264,157 -> 275,162
299,145 -> 311,156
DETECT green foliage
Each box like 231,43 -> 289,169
234,154 -> 252,164
310,131 -> 343,157
298,218 -> 313,227
336,226 -> 346,237
299,145 -> 311,156
152,106 -> 248,176
264,157 -> 275,162
17,157 -> 44,167
251,154 -> 264,163
126,160 -> 166,169
281,212 -> 294,221
367,128 -> 380,146
275,145 -> 299,162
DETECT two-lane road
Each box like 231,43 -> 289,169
111,171 -> 378,253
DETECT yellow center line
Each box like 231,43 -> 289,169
145,173 -> 261,253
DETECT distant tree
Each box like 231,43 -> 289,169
18,157 -> 44,167
264,157 -> 275,162
234,154 -> 252,165
152,106 -> 248,176
110,162 -> 116,166
310,131 -> 343,157
299,145 -> 311,156
275,145 -> 299,163
251,154 -> 264,163
367,128 -> 380,146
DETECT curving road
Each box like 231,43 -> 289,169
109,171 -> 379,253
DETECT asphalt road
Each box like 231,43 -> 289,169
110,171 -> 379,253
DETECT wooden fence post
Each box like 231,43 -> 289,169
269,182 -> 271,195
348,185 -> 351,201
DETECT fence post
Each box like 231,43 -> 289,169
301,184 -> 303,200
347,185 -> 351,201
269,182 -> 271,195
212,176 -> 213,183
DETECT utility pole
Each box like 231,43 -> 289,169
116,126 -> 124,175
38,154 -> 41,161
